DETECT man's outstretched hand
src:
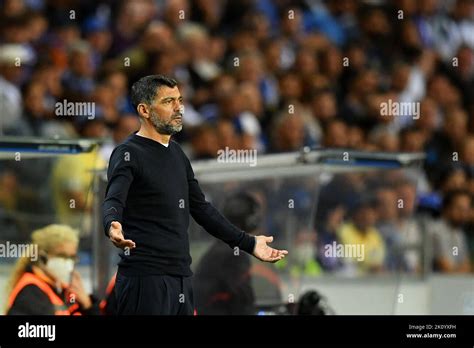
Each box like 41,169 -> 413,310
253,236 -> 288,263
109,221 -> 136,249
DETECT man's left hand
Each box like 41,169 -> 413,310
253,236 -> 288,263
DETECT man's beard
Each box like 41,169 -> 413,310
149,110 -> 183,135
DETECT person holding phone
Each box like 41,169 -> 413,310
6,224 -> 99,315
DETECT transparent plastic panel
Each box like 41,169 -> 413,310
2,153 -> 471,315
188,166 -> 427,315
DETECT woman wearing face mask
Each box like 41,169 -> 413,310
5,224 -> 100,315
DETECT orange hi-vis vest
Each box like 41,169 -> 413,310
7,271 -> 81,315
99,273 -> 116,314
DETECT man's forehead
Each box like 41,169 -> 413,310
155,86 -> 181,99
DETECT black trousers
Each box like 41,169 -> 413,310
115,272 -> 194,315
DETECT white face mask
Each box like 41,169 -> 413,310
294,244 -> 316,265
46,257 -> 74,285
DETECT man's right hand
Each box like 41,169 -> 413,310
109,221 -> 136,249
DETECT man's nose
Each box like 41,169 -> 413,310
172,101 -> 181,111
174,103 -> 184,115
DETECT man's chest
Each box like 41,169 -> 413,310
133,152 -> 189,196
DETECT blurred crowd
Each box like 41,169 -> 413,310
0,0 -> 474,275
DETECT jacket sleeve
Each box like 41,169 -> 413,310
184,154 -> 256,254
102,145 -> 137,236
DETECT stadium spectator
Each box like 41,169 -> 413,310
429,189 -> 472,273
6,224 -> 100,315
194,192 -> 264,315
338,195 -> 386,274
396,180 -> 424,273
276,230 -> 322,277
375,186 -> 403,271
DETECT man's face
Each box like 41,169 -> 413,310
353,206 -> 376,232
446,195 -> 471,228
398,184 -> 416,217
148,86 -> 184,135
376,189 -> 398,222
325,121 -> 348,148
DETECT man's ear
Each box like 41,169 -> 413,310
137,103 -> 150,119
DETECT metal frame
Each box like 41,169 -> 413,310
0,139 -> 427,297
0,136 -> 100,159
